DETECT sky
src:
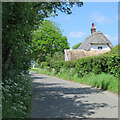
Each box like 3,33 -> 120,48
46,2 -> 118,49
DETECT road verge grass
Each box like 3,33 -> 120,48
30,68 -> 118,94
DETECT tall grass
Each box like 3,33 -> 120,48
78,73 -> 118,93
31,68 -> 118,93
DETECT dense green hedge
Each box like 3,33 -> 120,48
76,54 -> 119,77
41,54 -> 120,77
41,60 -> 77,73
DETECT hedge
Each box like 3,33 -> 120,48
40,54 -> 120,77
76,54 -> 120,77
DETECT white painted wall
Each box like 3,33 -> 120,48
65,50 -> 67,61
64,50 -> 70,61
90,44 -> 111,50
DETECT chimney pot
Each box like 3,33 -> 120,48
91,23 -> 96,34
92,23 -> 94,28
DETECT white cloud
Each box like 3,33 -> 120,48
89,12 -> 113,25
68,32 -> 86,38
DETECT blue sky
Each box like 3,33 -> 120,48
47,2 -> 118,48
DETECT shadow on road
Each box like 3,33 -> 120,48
31,81 -> 109,118
33,77 -> 46,79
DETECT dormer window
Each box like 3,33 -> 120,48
98,46 -> 102,50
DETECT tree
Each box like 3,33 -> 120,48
31,20 -> 70,62
3,2 -> 83,73
72,43 -> 82,49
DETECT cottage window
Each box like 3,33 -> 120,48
98,46 -> 102,50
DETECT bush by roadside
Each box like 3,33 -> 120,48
2,72 -> 33,118
40,54 -> 120,77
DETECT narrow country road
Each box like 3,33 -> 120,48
30,72 -> 118,118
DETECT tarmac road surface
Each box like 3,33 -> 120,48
30,72 -> 118,118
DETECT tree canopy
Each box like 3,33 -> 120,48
3,2 -> 83,73
31,20 -> 69,62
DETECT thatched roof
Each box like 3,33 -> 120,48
78,31 -> 113,51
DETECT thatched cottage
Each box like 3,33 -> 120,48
65,23 -> 113,61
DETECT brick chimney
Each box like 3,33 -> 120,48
91,23 -> 96,34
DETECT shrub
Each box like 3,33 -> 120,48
106,55 -> 120,76
52,61 -> 64,74
41,62 -> 50,68
76,57 -> 93,77
2,72 -> 32,118
76,54 -> 120,77
63,60 -> 77,69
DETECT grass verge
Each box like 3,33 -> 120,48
30,68 -> 118,94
